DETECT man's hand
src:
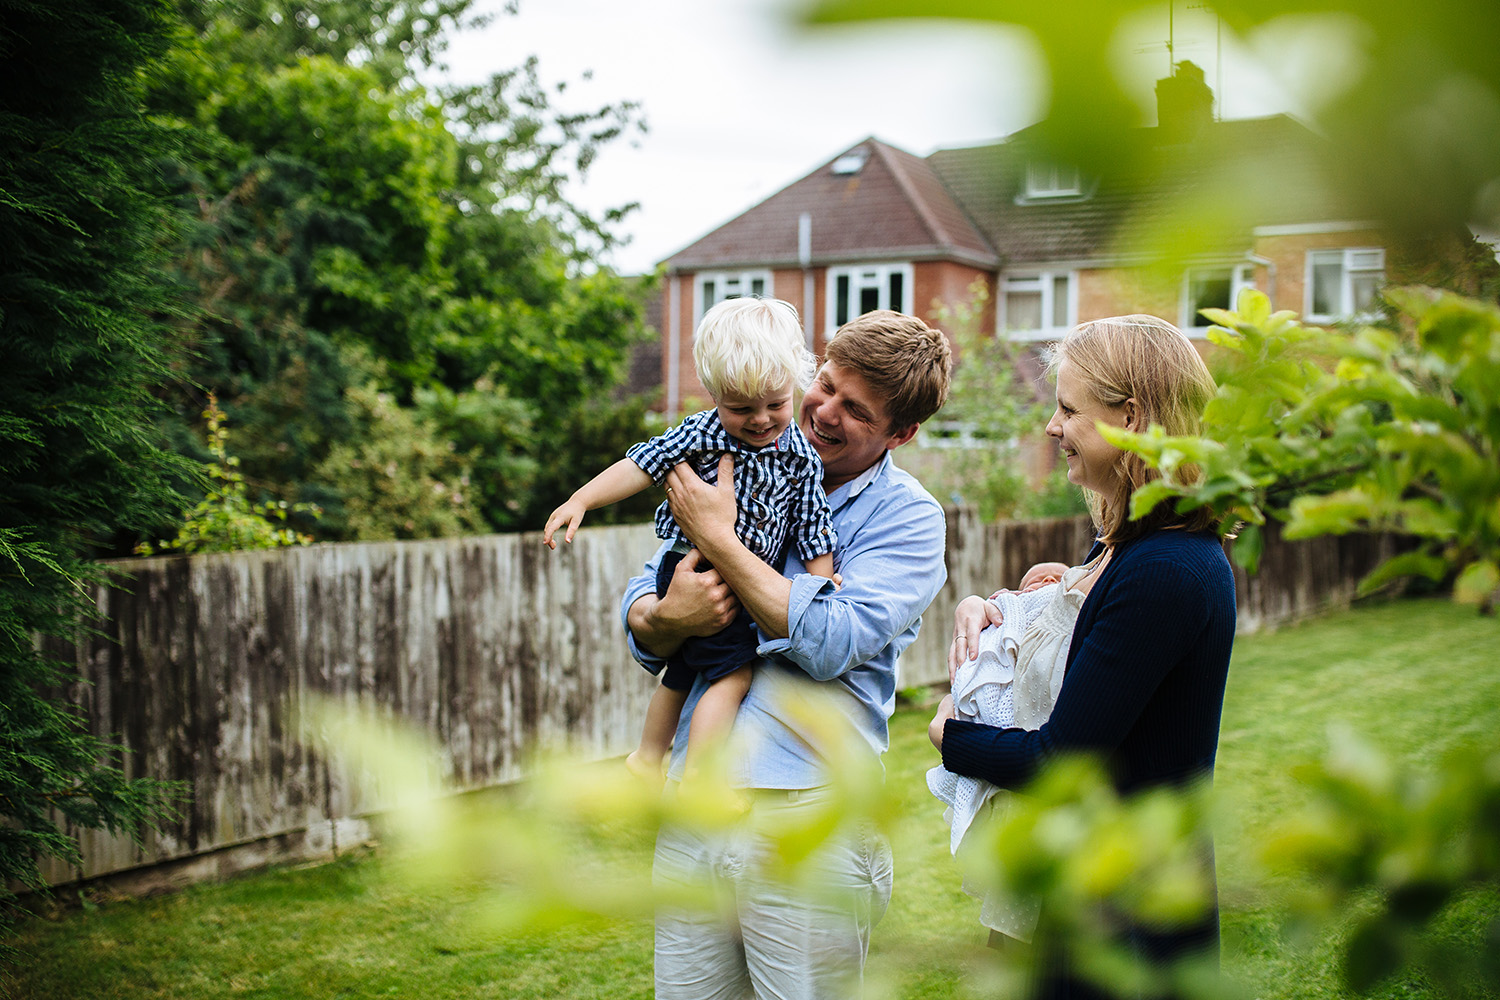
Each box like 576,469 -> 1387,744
665,454 -> 738,554
628,548 -> 740,658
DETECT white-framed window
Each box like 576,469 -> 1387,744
1183,264 -> 1257,329
1019,161 -> 1083,202
825,263 -> 913,332
695,270 -> 772,324
1001,270 -> 1075,341
1306,248 -> 1385,322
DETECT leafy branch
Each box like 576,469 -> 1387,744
1101,287 -> 1500,613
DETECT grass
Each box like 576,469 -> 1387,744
8,597 -> 1499,999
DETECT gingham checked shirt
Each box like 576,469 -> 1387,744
625,408 -> 835,563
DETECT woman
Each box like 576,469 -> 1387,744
930,315 -> 1236,999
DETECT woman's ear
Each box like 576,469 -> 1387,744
1123,398 -> 1142,431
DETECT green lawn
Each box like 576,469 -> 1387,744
9,597 -> 1499,1000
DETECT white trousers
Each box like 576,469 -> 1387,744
652,786 -> 894,1000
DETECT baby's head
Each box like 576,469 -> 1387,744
1018,561 -> 1069,593
694,298 -> 815,449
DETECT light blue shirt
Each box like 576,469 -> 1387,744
619,452 -> 948,789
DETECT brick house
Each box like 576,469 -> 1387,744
656,62 -> 1394,418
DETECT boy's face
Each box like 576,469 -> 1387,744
714,380 -> 795,449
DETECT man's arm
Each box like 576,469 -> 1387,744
767,487 -> 946,681
667,455 -> 947,683
663,455 -> 794,637
624,548 -> 740,658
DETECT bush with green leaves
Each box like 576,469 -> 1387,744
137,397 -> 320,555
1104,287 -> 1500,612
914,280 -> 1086,520
144,0 -> 655,543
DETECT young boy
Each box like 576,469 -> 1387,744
543,297 -> 836,785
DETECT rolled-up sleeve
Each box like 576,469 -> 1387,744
758,489 -> 946,681
619,539 -> 672,674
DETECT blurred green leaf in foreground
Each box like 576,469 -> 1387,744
802,0 -> 1500,242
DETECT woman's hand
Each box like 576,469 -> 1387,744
948,595 -> 1004,683
928,693 -> 955,750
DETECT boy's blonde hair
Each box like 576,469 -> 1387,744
694,298 -> 815,401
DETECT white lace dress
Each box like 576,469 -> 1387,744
926,564 -> 1089,941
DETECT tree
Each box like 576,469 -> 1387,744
923,281 -> 1086,521
143,0 -> 656,542
0,0 -> 186,916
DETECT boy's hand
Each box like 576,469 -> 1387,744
543,498 -> 587,549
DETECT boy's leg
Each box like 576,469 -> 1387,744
628,682 -> 689,784
682,664 -> 753,783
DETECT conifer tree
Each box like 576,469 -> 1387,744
0,0 -> 185,909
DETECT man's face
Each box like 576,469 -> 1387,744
799,362 -> 915,491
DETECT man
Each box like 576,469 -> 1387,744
620,309 -> 954,999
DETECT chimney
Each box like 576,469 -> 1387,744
1155,60 -> 1214,144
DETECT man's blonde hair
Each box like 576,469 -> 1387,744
1046,314 -> 1219,544
824,310 -> 952,431
694,298 -> 815,400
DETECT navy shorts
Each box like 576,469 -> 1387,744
655,547 -> 760,692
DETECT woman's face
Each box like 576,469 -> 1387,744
1045,359 -> 1134,494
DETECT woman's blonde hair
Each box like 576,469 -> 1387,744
1046,314 -> 1219,545
694,297 -> 815,401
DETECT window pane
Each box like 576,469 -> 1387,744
860,286 -> 880,315
1311,261 -> 1342,316
1189,270 -> 1232,322
888,272 -> 904,313
1006,290 -> 1042,330
701,279 -> 716,307
1051,275 -> 1069,327
836,274 -> 850,327
750,278 -> 766,297
1350,272 -> 1381,313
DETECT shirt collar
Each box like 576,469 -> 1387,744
827,451 -> 889,508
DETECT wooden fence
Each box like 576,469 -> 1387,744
43,513 -> 1402,892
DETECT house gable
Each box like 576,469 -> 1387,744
664,137 -> 996,272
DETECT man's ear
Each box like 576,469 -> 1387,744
886,423 -> 921,451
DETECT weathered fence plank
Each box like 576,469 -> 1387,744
42,512 -> 1402,890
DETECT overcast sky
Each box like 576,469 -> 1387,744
440,0 -> 1315,274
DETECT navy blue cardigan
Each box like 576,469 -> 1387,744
941,530 -> 1236,994
942,529 -> 1236,795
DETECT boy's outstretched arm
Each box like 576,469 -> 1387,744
543,458 -> 653,548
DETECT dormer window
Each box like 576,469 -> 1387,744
831,150 -> 868,175
1020,161 -> 1084,201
